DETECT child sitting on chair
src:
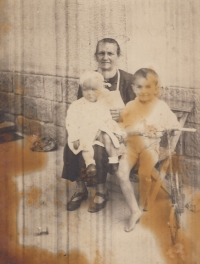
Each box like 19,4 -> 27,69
66,71 -> 124,178
117,68 -> 180,232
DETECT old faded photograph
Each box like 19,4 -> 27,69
0,0 -> 200,263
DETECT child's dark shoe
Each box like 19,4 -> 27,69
108,163 -> 119,175
86,164 -> 97,177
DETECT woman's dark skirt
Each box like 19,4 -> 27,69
62,144 -> 108,184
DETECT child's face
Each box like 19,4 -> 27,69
132,74 -> 158,103
82,78 -> 102,102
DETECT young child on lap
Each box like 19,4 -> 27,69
118,68 -> 180,232
66,71 -> 124,177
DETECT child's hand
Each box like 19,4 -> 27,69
171,130 -> 179,136
115,134 -> 124,143
144,131 -> 161,138
165,129 -> 179,136
143,124 -> 162,138
125,125 -> 142,136
73,140 -> 80,150
110,108 -> 124,122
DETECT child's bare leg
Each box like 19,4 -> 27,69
82,147 -> 96,177
139,148 -> 159,210
117,154 -> 142,231
82,149 -> 95,167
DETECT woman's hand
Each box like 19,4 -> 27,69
110,108 -> 124,122
73,140 -> 80,150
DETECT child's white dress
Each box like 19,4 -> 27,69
66,88 -> 125,155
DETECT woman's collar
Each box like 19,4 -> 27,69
97,68 -> 118,83
103,70 -> 118,84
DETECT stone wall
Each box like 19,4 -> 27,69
0,71 -> 79,146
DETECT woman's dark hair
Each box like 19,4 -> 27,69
132,68 -> 159,85
94,38 -> 121,58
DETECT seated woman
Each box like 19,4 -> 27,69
62,38 -> 136,213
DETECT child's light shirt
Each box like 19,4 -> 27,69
120,98 -> 180,150
66,89 -> 124,154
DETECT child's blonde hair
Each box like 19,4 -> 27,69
79,71 -> 104,88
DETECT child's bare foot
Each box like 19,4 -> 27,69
124,210 -> 142,232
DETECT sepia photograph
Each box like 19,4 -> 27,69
0,0 -> 200,263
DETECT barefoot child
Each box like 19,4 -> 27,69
66,71 -> 124,177
118,68 -> 180,232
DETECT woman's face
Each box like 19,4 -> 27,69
96,42 -> 119,71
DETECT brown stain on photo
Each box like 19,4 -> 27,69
0,85 -> 197,263
0,113 -> 198,262
0,0 -> 11,41
138,152 -> 199,263
94,250 -> 104,264
26,187 -> 41,208
0,137 -> 89,264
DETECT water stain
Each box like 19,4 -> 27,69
26,187 -> 41,208
0,23 -> 12,33
0,0 -> 11,41
138,150 -> 199,263
94,250 -> 104,264
0,137 -> 89,264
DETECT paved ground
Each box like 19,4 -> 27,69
4,135 -> 199,264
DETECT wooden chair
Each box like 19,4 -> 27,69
146,99 -> 195,210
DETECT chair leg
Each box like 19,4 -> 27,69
146,159 -> 171,210
146,169 -> 163,210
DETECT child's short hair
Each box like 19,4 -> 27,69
132,68 -> 159,85
132,68 -> 160,96
79,71 -> 104,88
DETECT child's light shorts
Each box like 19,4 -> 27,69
124,135 -> 160,162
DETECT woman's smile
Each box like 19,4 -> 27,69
96,43 -> 118,71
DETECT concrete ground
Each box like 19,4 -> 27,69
4,135 -> 199,264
